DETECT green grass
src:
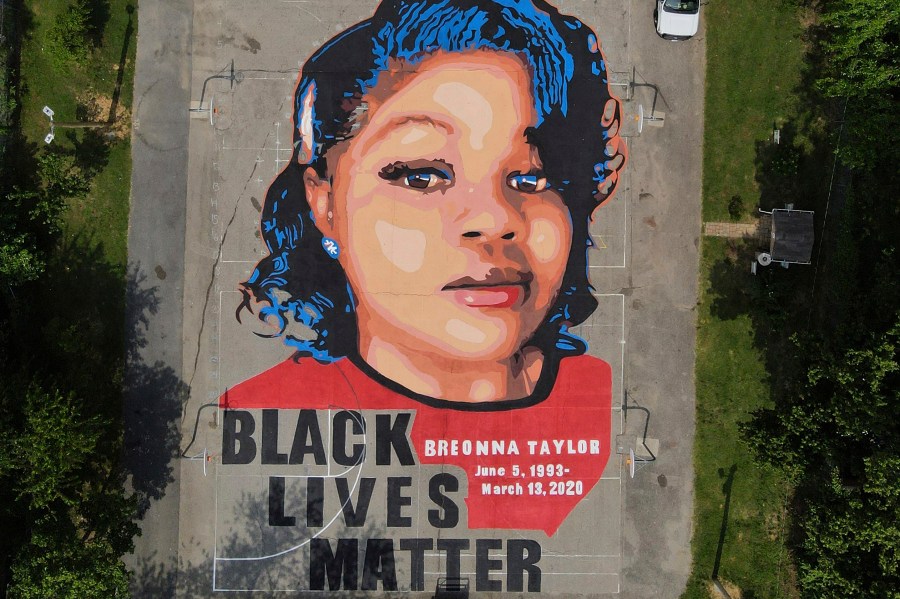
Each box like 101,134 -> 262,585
682,239 -> 795,599
65,136 -> 133,265
702,0 -> 806,222
19,0 -> 137,267
684,1 -> 813,597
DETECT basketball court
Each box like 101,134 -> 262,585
134,0 -> 703,595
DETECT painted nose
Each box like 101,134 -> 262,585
458,188 -> 523,242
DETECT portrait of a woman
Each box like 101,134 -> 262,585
222,0 -> 626,534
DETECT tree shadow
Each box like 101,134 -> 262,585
108,4 -> 134,123
67,127 -> 112,176
707,238 -> 814,399
4,0 -> 35,49
8,234 -> 127,420
128,489 -> 387,597
712,465 -> 737,580
754,122 -> 804,212
0,131 -> 40,197
21,238 -> 187,511
122,263 -> 187,518
707,30 -> 843,394
128,549 -> 210,598
0,0 -> 32,143
83,0 -> 111,48
0,234 -> 185,589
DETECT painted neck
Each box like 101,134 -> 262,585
358,336 -> 544,403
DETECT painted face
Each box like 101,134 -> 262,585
309,52 -> 572,363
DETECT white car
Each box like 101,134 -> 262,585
655,0 -> 700,41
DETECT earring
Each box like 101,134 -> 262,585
327,210 -> 333,226
321,237 -> 340,259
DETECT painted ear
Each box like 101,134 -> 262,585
296,82 -> 317,164
303,167 -> 334,235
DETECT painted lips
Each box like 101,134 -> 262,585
452,286 -> 522,308
443,269 -> 533,308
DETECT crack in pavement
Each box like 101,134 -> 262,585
184,135 -> 271,418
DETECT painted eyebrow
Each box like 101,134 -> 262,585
360,114 -> 454,155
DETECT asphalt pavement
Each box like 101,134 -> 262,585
123,0 -> 193,596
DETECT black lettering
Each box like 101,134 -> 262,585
437,538 -> 469,579
476,539 -> 503,592
399,538 -> 432,591
361,539 -> 397,591
222,410 -> 256,464
288,410 -> 326,465
336,477 -> 376,526
310,538 -> 358,590
332,410 -> 365,466
261,409 -> 288,464
267,476 -> 295,526
507,539 -> 541,592
375,413 -> 415,465
428,473 -> 459,528
387,477 -> 412,527
306,477 -> 324,527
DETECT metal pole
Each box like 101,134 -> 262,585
53,121 -> 109,129
191,59 -> 242,112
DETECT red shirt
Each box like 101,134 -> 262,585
220,354 -> 612,536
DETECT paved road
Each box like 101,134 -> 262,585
123,0 -> 192,596
613,0 -> 704,593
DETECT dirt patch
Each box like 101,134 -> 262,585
725,239 -> 739,264
798,6 -> 818,30
76,90 -> 132,140
707,579 -> 742,599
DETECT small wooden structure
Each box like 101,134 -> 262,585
769,208 -> 815,264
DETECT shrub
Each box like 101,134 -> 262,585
728,194 -> 745,221
47,1 -> 92,67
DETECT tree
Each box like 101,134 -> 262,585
727,195 -> 744,221
7,520 -> 130,599
742,319 -> 900,597
0,382 -> 139,596
743,319 -> 899,479
0,385 -> 101,510
0,153 -> 92,287
816,0 -> 899,99
0,236 -> 44,282
815,0 -> 900,170
37,152 -> 91,200
47,1 -> 93,67
0,2 -> 137,588
796,458 -> 900,599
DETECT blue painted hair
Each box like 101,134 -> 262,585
239,0 -> 627,363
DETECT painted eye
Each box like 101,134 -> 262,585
507,172 -> 549,193
404,172 -> 444,189
379,163 -> 453,191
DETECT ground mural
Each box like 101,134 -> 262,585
207,0 -> 627,593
